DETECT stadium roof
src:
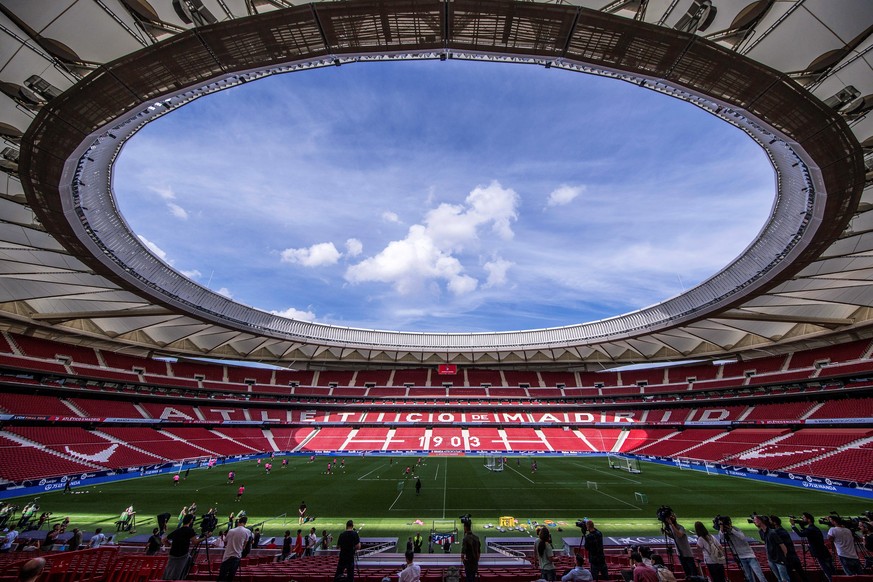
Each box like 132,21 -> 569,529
0,0 -> 871,369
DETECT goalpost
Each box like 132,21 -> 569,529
484,455 -> 504,472
607,454 -> 641,474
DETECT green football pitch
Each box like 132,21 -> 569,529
8,456 -> 868,548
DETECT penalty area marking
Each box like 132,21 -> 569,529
573,461 -> 643,485
389,490 -> 404,511
358,464 -> 386,480
505,463 -> 535,484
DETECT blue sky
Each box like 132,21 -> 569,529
114,59 -> 773,333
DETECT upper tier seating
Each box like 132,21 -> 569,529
273,369 -> 315,386
503,370 -> 540,387
99,351 -> 167,375
742,401 -> 815,421
67,397 -> 145,418
11,333 -> 100,366
789,339 -> 869,368
171,360 -> 223,382
539,371 -> 577,387
806,398 -> 873,419
355,369 -> 392,386
667,363 -> 720,383
0,392 -> 76,416
316,371 -> 354,387
226,365 -> 272,385
392,368 -> 429,386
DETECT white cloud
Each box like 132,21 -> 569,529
344,181 -> 519,296
424,181 -> 519,250
167,202 -> 189,220
346,224 -> 478,295
181,269 -> 202,280
271,307 -> 317,321
280,242 -> 342,267
382,211 -> 400,223
546,184 -> 584,207
483,258 -> 513,288
216,287 -> 233,299
138,235 -> 169,263
345,238 -> 363,257
150,185 -> 176,200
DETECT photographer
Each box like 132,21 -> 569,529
753,515 -> 790,582
583,520 -> 609,582
769,516 -> 808,582
826,516 -> 862,575
162,514 -> 198,581
663,512 -> 697,577
694,522 -> 726,582
790,513 -> 834,582
715,516 -> 767,582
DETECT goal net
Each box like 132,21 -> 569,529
607,454 -> 641,474
484,455 -> 504,472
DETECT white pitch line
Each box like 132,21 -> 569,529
389,490 -> 404,511
434,462 -> 440,481
505,463 -> 536,484
358,463 -> 385,480
442,458 -> 448,518
575,462 -> 643,485
592,487 -> 643,510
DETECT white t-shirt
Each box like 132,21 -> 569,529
717,528 -> 756,560
828,527 -> 859,559
1,530 -> 18,551
222,525 -> 252,561
398,562 -> 421,582
90,533 -> 106,548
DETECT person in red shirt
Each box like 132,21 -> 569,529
236,485 -> 245,502
631,552 -> 659,582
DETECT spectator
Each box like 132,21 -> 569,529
306,527 -> 317,557
651,555 -> 676,582
319,530 -> 332,551
535,527 -> 556,581
1,526 -> 19,553
334,520 -> 361,582
694,521 -> 726,582
460,522 -> 480,582
89,528 -> 107,548
68,528 -> 83,552
281,531 -> 292,561
146,528 -> 162,555
293,529 -> 304,558
16,558 -> 45,582
827,516 -> 863,575
398,550 -> 420,582
217,515 -> 252,582
562,553 -> 593,582
716,518 -> 767,582
630,552 -> 659,582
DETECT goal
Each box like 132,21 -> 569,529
607,454 -> 641,474
484,455 -> 504,472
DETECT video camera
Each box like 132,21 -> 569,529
712,515 -> 732,530
576,518 -> 589,528
459,514 -> 472,527
656,505 -> 673,522
200,513 -> 218,535
822,511 -> 868,531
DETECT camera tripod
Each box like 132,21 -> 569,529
720,529 -> 751,582
660,523 -> 677,573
